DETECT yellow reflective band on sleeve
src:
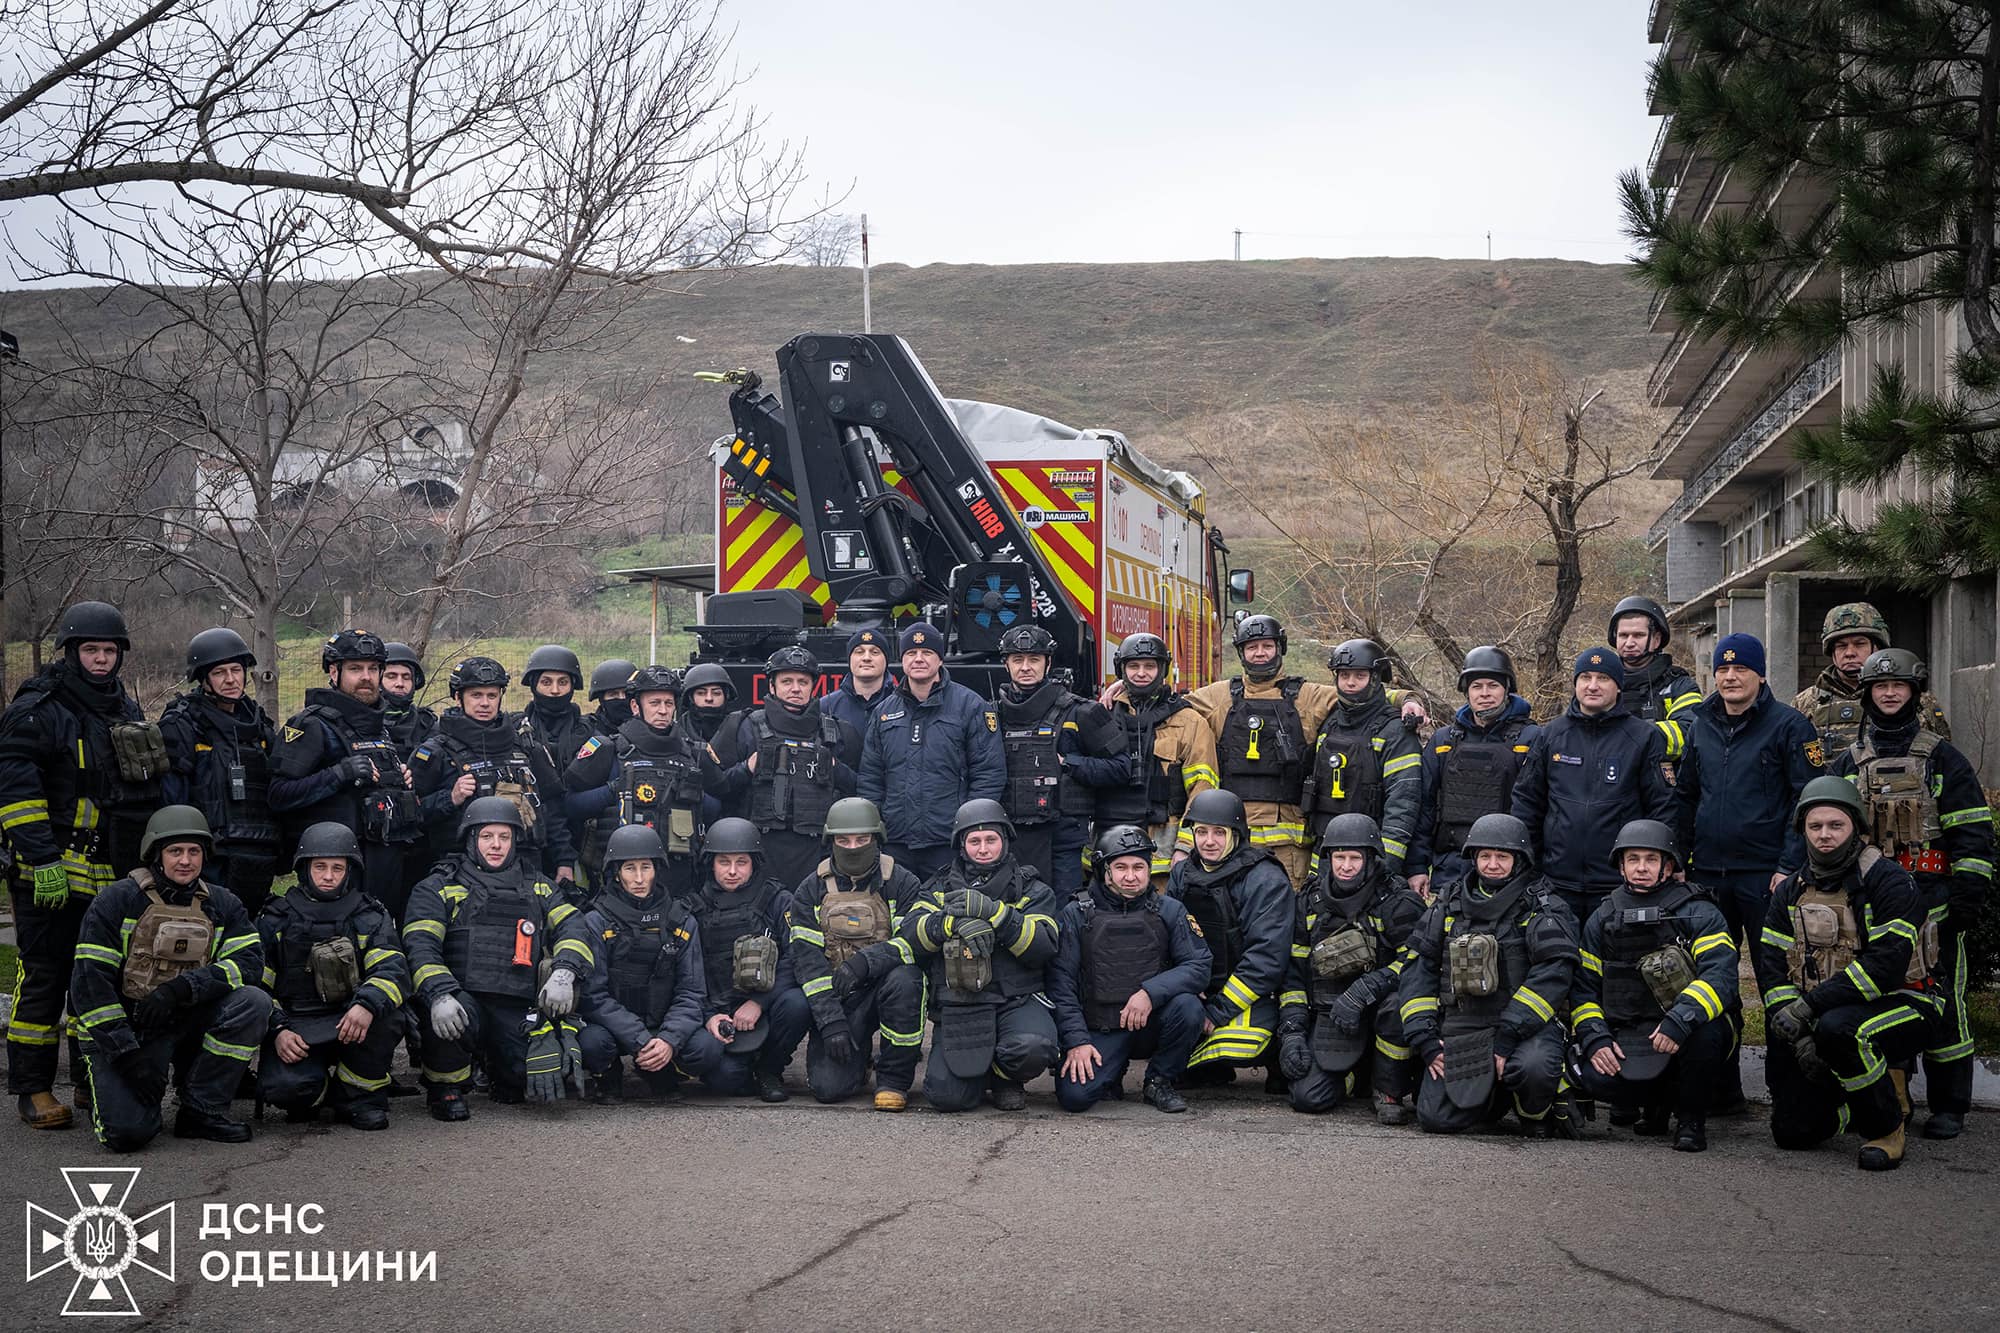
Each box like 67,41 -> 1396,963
1381,837 -> 1409,859
1690,931 -> 1735,957
363,977 -> 403,1007
1684,979 -> 1723,1021
1289,944 -> 1311,959
0,798 -> 48,829
790,925 -> 826,946
548,903 -> 576,926
1954,857 -> 1993,879
363,948 -> 400,969
1665,690 -> 1702,717
1220,975 -> 1259,1011
260,966 -> 278,987
217,959 -> 243,989
1278,989 -> 1308,1008
1512,986 -> 1554,1022
73,943 -> 124,969
1183,765 -> 1219,790
1578,949 -> 1603,976
1401,995 -> 1441,1021
1870,918 -> 1917,943
892,937 -> 915,965
1763,983 -> 1802,1007
403,919 -> 446,940
803,976 -> 834,997
77,1004 -> 127,1030
1843,960 -> 1881,1001
1375,1036 -> 1412,1060
1009,914 -> 1053,957
1572,1002 -> 1605,1025
1940,806 -> 1993,829
413,964 -> 453,988
1382,755 -> 1420,777
1760,927 -> 1796,951
217,932 -> 258,958
553,939 -> 594,965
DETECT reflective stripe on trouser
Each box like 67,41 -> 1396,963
6,889 -> 89,1094
416,990 -> 533,1097
258,1016 -> 400,1112
923,994 -> 1058,1112
806,965 -> 925,1102
1056,992 -> 1207,1112
1288,1002 -> 1415,1112
1415,1021 -> 1564,1134
1924,924 -> 1975,1113
1768,996 -> 1937,1147
81,988 -> 274,1150
1188,998 -> 1277,1067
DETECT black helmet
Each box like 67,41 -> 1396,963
628,664 -> 680,699
382,642 -> 427,690
458,794 -> 524,839
1184,788 -> 1250,841
1457,645 -> 1516,694
603,823 -> 668,881
1328,638 -> 1391,681
1607,595 -> 1671,650
1232,614 -> 1287,656
997,624 -> 1059,657
822,797 -> 887,842
1461,812 -> 1534,862
703,817 -> 764,858
679,661 -> 737,704
140,805 -> 212,861
448,655 -> 509,696
764,645 -> 819,679
1609,819 -> 1679,871
589,658 -> 638,700
1094,824 -> 1155,876
321,629 -> 387,672
292,821 -> 363,883
1795,775 -> 1867,831
521,644 -> 584,690
186,627 -> 255,682
1857,647 -> 1928,689
55,601 -> 131,650
951,797 -> 1014,841
1318,812 -> 1382,854
1113,632 -> 1171,671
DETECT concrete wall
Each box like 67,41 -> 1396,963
1665,520 -> 1722,605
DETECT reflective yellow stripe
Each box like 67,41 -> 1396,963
1512,986 -> 1554,1022
1940,806 -> 1993,829
1843,960 -> 1881,1001
404,919 -> 446,939
74,943 -> 124,968
790,925 -> 826,945
1760,927 -> 1795,950
1401,995 -> 1440,1021
1684,979 -> 1723,1021
1690,931 -> 1734,957
1249,822 -> 1305,845
1763,983 -> 1802,1006
1380,837 -> 1409,859
1374,1036 -> 1411,1060
413,964 -> 453,987
1009,914 -> 1052,957
1183,765 -> 1219,789
0,798 -> 48,829
1381,755 -> 1419,777
363,948 -> 400,968
803,976 -> 834,997
553,939 -> 594,965
891,938 -> 915,965
1578,949 -> 1603,975
217,931 -> 258,958
363,977 -> 404,1006
336,1063 -> 392,1091
423,1064 -> 472,1083
1953,857 -> 1993,879
201,1033 -> 257,1062
1573,1001 -> 1605,1024
1220,975 -> 1258,1011
1278,989 -> 1308,1007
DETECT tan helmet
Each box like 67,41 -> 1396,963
1821,602 -> 1890,651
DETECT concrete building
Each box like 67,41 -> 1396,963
1641,2 -> 1999,783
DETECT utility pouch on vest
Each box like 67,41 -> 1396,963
1638,943 -> 1696,1012
361,787 -> 423,844
1908,919 -> 1942,987
228,763 -> 249,802
820,889 -> 891,969
943,938 -> 992,995
1447,932 -> 1501,999
310,936 -> 361,1004
109,721 -> 169,783
121,888 -> 215,1000
665,807 -> 696,855
1442,1028 -> 1496,1110
493,779 -> 541,839
732,933 -> 778,993
1796,903 -> 1842,951
1310,927 -> 1374,984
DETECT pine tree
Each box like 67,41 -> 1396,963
1620,0 -> 2000,590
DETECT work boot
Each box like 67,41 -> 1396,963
753,1068 -> 789,1104
1143,1076 -> 1188,1114
1635,1105 -> 1671,1137
428,1092 -> 471,1123
588,1066 -> 624,1105
173,1108 -> 253,1144
874,1089 -> 908,1112
72,1079 -> 93,1113
1180,1064 -> 1234,1088
1607,1104 -> 1639,1128
1673,1116 -> 1708,1153
1374,1094 -> 1412,1127
1922,1111 -> 1965,1141
336,1103 -> 390,1132
991,1079 -> 1027,1111
1858,1121 -> 1906,1171
19,1092 -> 73,1130
1891,1067 -> 1912,1122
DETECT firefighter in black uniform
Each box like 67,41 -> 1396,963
380,642 -> 437,761
990,624 -> 1129,891
1570,819 -> 1736,1152
1095,632 -> 1219,881
402,797 -> 595,1119
707,646 -> 862,890
1757,777 -> 1942,1171
678,662 -> 740,746
903,799 -> 1063,1112
1827,648 -> 1993,1141
1398,813 -> 1580,1136
1301,639 -> 1422,871
518,645 -> 594,778
1276,813 -> 1425,1122
786,798 -> 928,1109
254,822 -> 410,1130
410,655 -> 576,887
1607,594 -> 1703,764
563,665 -> 710,900
1165,789 -> 1295,1084
160,627 -> 283,918
2,601 -> 166,1131
270,630 -> 424,922
576,823 -> 707,1102
1050,823 -> 1211,1114
585,658 -> 638,735
1407,645 -> 1540,900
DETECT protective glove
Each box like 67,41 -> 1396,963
821,1019 -> 858,1066
336,754 -> 378,787
943,888 -> 1002,921
429,992 -> 470,1041
1278,1031 -> 1313,1081
537,967 -> 578,1017
523,1018 -> 565,1102
1793,1031 -> 1833,1086
132,974 -> 196,1034
30,863 -> 69,909
831,957 -> 867,999
1768,998 -> 1814,1044
1328,989 -> 1368,1036
955,916 -> 996,959
560,1017 -> 587,1099
113,1047 -> 167,1106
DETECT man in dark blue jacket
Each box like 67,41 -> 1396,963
858,622 -> 1006,881
819,628 -> 896,734
1510,647 -> 1674,926
1673,632 -> 1824,1111
1407,645 -> 1541,899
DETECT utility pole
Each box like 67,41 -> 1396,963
0,328 -> 16,701
1233,229 -> 1242,261
1486,231 -> 1492,261
861,213 -> 872,333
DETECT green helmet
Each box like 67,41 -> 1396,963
1821,602 -> 1890,651
822,797 -> 886,842
1795,775 -> 1866,831
140,805 -> 213,861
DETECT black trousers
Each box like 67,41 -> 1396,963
6,888 -> 87,1095
416,990 -> 532,1099
1924,921 -> 1976,1116
1416,1022 -> 1565,1134
259,1012 -> 400,1112
805,965 -> 925,1101
1572,1016 -> 1731,1119
1768,996 -> 1936,1147
81,988 -> 274,1151
924,995 -> 1059,1112
1288,1003 -> 1417,1113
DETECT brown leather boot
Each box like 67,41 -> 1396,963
19,1091 -> 74,1130
1859,1071 -> 1909,1172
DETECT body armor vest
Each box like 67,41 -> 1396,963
1853,729 -> 1945,869
181,696 -> 281,862
121,871 -> 217,1000
598,890 -> 693,1030
695,880 -> 781,1001
433,719 -> 546,847
1808,688 -> 1867,753
271,889 -> 370,1015
1301,700 -> 1391,835
1439,880 -> 1532,1035
1787,848 -> 1935,991
1433,720 -> 1529,858
817,860 -> 894,969
615,725 -> 704,855
9,675 -> 149,867
1000,699 -> 1068,827
306,702 -> 421,845
1301,881 -> 1381,1008
1598,881 -> 1697,1026
1080,898 -> 1170,1032
746,711 -> 842,835
442,871 -> 550,1000
1098,695 -> 1189,826
936,862 -> 1044,1000
1218,678 -> 1308,804
1177,862 -> 1249,991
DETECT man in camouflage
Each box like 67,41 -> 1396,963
1795,602 -> 1949,752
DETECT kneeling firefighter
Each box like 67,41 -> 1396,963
902,799 -> 1063,1111
70,806 -> 271,1151
1277,813 -> 1425,1123
1569,820 -> 1736,1152
1398,813 -> 1580,1136
403,797 -> 594,1120
255,823 -> 411,1130
576,824 -> 706,1102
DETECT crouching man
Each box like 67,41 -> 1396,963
576,824 -> 706,1102
70,807 -> 270,1151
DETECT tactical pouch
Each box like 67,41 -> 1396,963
820,890 -> 891,969
665,807 -> 696,855
1907,919 -> 1941,987
494,779 -> 541,839
1310,926 -> 1374,984
1638,943 -> 1696,1012
1442,1029 -> 1497,1110
121,888 -> 215,1000
361,788 -> 423,844
1447,932 -> 1501,999
939,1002 -> 998,1079
309,936 -> 361,1004
943,938 -> 992,996
1796,903 -> 1841,950
732,933 -> 779,993
109,722 -> 169,783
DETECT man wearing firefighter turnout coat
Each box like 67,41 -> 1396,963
1277,814 -> 1424,1123
160,627 -> 284,919
564,665 -> 710,901
1407,646 -> 1541,899
2,601 -> 167,1131
1826,648 -> 1992,1142
254,822 -> 410,1130
1570,820 -> 1736,1153
1049,824 -> 1211,1114
903,799 -> 1062,1112
1756,777 -> 1942,1171
787,798 -> 927,1110
1096,632 -> 1218,880
1608,595 -> 1703,764
575,823 -> 706,1102
1399,813 -> 1580,1136
1300,640 -> 1421,873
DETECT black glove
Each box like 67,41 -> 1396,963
821,1021 -> 858,1065
1328,990 -> 1367,1036
1768,998 -> 1814,1044
955,917 -> 996,959
132,975 -> 196,1033
336,754 -> 378,787
943,888 -> 1001,921
1793,1031 -> 1832,1085
113,1047 -> 167,1105
831,957 -> 866,998
1278,1031 -> 1312,1080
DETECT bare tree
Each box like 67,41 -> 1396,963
796,210 -> 860,267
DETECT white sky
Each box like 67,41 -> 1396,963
735,0 -> 1658,266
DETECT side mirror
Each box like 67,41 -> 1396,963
1228,568 -> 1256,604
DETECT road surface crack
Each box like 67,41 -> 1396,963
748,1201 -> 916,1302
1551,1241 -> 1812,1333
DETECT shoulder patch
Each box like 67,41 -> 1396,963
985,709 -> 998,732
413,745 -> 433,762
1186,916 -> 1205,938
1803,738 -> 1825,768
576,737 -> 601,760
282,725 -> 305,743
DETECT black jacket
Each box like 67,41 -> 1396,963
1509,700 -> 1673,897
1673,686 -> 1824,877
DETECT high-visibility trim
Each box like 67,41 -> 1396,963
1183,765 -> 1220,790
1654,720 -> 1686,759
1690,931 -> 1734,957
1953,857 -> 1993,879
0,798 -> 48,829
1382,755 -> 1420,777
1512,986 -> 1554,1022
790,925 -> 826,945
201,1033 -> 257,1063
891,937 -> 916,966
423,1064 -> 472,1083
553,939 -> 594,966
7,1027 -> 60,1046
336,1063 -> 392,1091
403,919 -> 446,939
1220,975 -> 1258,1011
413,963 -> 453,988
217,932 -> 258,958
1380,837 -> 1409,859
802,976 -> 834,997
1870,918 -> 1916,943
1248,822 -> 1306,846
1572,1001 -> 1605,1024
1842,961 -> 1881,1001
1840,1005 -> 1926,1091
1289,944 -> 1311,959
1760,926 -> 1796,951
217,959 -> 243,989
1278,989 -> 1308,1008
1375,1036 -> 1411,1060
363,978 -> 403,1007
1762,983 -> 1803,1007
1684,979 -> 1723,1021
1010,913 -> 1054,957
260,966 -> 278,987
1401,995 -> 1440,1021
879,1023 -> 923,1047
363,948 -> 400,968
1940,806 -> 1993,829
74,942 -> 124,968
1578,949 -> 1603,975
77,1005 -> 128,1030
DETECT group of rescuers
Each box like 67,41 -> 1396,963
1,592 -> 1986,1174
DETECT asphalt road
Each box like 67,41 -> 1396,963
4,1063 -> 1994,1333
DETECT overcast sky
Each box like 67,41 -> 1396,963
735,0 -> 1658,266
